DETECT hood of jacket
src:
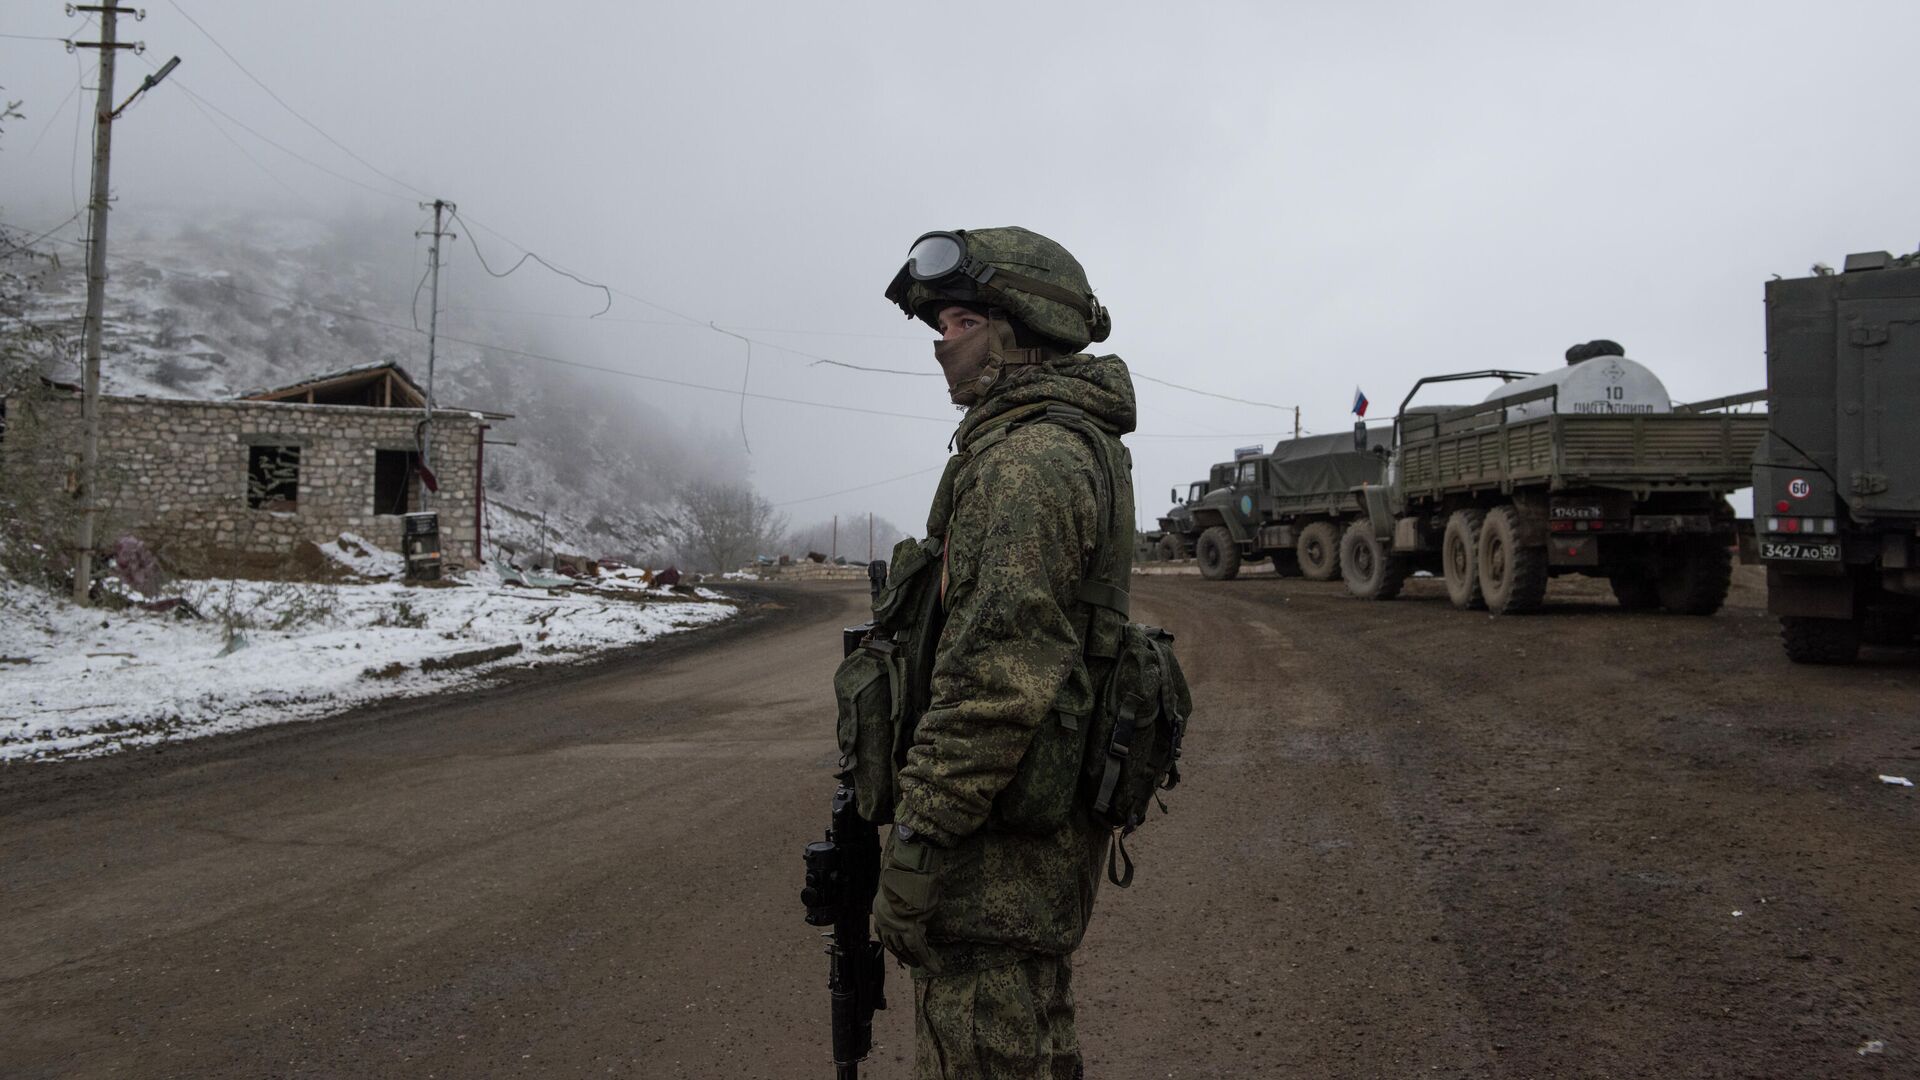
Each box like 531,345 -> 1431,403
954,352 -> 1138,448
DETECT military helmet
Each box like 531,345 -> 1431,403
884,226 -> 1112,352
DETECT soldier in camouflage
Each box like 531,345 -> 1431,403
876,228 -> 1136,1078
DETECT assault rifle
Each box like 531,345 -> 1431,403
799,560 -> 890,1078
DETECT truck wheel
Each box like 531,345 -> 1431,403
1477,505 -> 1548,615
1196,526 -> 1241,581
1272,552 -> 1301,577
1781,616 -> 1861,664
1442,509 -> 1486,610
1609,574 -> 1661,611
1156,535 -> 1183,562
1297,521 -> 1341,581
1341,520 -> 1408,600
1656,541 -> 1732,616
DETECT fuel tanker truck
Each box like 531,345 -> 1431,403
1754,249 -> 1920,663
1157,431 -> 1390,581
1343,346 -> 1768,614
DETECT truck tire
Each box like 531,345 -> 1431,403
1781,616 -> 1861,665
1656,541 -> 1732,616
1442,509 -> 1486,610
1156,535 -> 1183,562
1609,574 -> 1661,611
1297,521 -> 1341,581
1341,519 -> 1408,600
1477,505 -> 1548,615
1197,526 -> 1241,581
1272,552 -> 1301,577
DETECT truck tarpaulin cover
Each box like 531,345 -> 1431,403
1265,431 -> 1390,499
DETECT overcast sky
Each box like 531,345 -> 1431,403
5,1 -> 1917,532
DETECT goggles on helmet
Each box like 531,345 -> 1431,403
885,230 -> 1099,320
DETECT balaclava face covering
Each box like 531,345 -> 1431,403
933,316 -> 1031,407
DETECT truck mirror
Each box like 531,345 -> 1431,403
1170,487 -> 1179,504
1353,420 -> 1368,452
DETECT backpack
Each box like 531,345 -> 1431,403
831,401 -> 1191,886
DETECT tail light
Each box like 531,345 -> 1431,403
1765,517 -> 1836,534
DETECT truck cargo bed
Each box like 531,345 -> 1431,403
1397,388 -> 1767,499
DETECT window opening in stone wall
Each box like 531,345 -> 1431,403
373,449 -> 419,516
247,445 -> 301,510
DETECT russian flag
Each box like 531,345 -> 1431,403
1352,386 -> 1369,417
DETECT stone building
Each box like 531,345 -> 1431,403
0,362 -> 508,569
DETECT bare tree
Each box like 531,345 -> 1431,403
671,480 -> 787,572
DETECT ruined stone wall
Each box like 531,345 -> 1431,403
4,394 -> 489,568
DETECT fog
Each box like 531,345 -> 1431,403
5,0 -> 1917,534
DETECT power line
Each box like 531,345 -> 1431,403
456,212 -> 708,328
774,465 -> 946,507
1131,372 -> 1295,411
158,65 -> 304,199
163,0 -> 430,200
0,212 -> 85,257
448,207 -> 611,317
156,74 -> 415,203
19,61 -> 85,160
0,32 -> 72,42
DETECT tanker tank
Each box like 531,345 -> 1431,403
1487,355 -> 1673,422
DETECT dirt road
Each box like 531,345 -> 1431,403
4,572 -> 1916,1078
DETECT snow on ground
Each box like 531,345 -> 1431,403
0,561 -> 736,762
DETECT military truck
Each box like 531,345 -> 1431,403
1159,432 -> 1389,581
1754,249 -> 1920,663
1153,470 -> 1225,561
1343,356 -> 1767,614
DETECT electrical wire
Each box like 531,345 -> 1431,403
19,63 -> 85,160
142,55 -> 303,199
158,78 -> 416,203
1131,372 -> 1294,411
454,212 -> 707,328
448,208 -> 611,317
774,465 -> 946,507
0,32 -> 74,42
70,53 -> 88,214
164,0 -> 431,201
0,212 -> 85,257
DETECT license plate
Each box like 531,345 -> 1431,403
1761,540 -> 1839,562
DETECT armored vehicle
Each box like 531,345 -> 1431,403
1344,357 -> 1767,614
1754,250 -> 1920,663
1160,432 -> 1389,581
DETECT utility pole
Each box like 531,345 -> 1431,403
831,514 -> 838,561
868,512 -> 874,562
415,199 -> 455,509
68,6 -> 177,604
1293,405 -> 1301,440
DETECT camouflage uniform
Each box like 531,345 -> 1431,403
877,228 -> 1136,1079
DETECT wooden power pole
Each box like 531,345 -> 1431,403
415,199 -> 454,510
69,6 -> 177,604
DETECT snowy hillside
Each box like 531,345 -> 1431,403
0,212 -> 746,562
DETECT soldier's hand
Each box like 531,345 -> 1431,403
873,831 -> 942,972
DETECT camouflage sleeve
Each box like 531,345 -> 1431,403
894,426 -> 1100,847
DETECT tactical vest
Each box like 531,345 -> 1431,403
832,402 -> 1191,886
